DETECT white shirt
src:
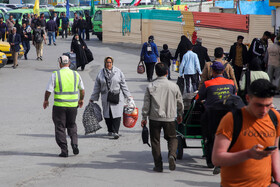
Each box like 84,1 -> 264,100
46,67 -> 84,92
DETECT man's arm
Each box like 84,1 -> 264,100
43,91 -> 51,109
141,87 -> 151,127
272,137 -> 280,182
212,134 -> 273,167
78,89 -> 85,108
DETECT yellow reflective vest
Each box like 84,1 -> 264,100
54,68 -> 79,107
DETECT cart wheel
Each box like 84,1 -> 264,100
176,136 -> 184,160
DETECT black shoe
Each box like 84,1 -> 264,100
48,43 -> 51,45
54,43 -> 56,46
59,152 -> 68,157
213,166 -> 220,175
72,144 -> 79,155
153,167 -> 163,172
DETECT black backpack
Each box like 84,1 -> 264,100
228,109 -> 278,151
34,28 -> 43,43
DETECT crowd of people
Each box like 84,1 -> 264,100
139,33 -> 280,186
1,12 -> 93,69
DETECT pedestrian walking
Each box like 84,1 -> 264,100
8,27 -> 21,69
140,35 -> 159,82
0,17 -> 7,41
267,39 -> 280,89
174,35 -> 192,63
6,15 -> 15,34
39,13 -> 46,34
32,23 -> 46,61
43,55 -> 85,157
179,42 -> 202,93
71,34 -> 88,70
239,59 -> 270,104
85,13 -> 92,40
61,13 -> 69,39
20,23 -> 31,60
90,56 -> 132,139
46,16 -> 57,46
199,47 -> 238,90
193,38 -> 211,90
14,20 -> 21,34
212,79 -> 280,187
141,63 -> 184,172
77,15 -> 86,40
72,13 -> 78,35
160,44 -> 173,80
228,35 -> 248,89
248,31 -> 271,71
192,38 -> 210,71
53,13 -> 60,38
31,14 -> 39,30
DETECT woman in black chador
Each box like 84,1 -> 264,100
71,34 -> 88,70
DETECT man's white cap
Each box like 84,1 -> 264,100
58,55 -> 69,64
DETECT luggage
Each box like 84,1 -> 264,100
63,52 -> 77,70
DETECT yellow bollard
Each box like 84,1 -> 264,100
175,60 -> 180,72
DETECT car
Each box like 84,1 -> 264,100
0,41 -> 24,61
0,51 -> 8,68
5,4 -> 18,9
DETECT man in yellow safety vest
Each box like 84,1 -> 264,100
43,55 -> 85,157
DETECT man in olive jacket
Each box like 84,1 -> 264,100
141,63 -> 184,172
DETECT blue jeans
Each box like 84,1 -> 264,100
22,40 -> 30,58
78,29 -> 85,40
48,31 -> 55,44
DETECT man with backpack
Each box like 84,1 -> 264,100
32,23 -> 46,61
212,79 -> 280,187
199,47 -> 238,91
196,61 -> 237,169
248,31 -> 271,71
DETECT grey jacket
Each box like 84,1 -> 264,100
90,67 -> 131,118
142,76 -> 184,122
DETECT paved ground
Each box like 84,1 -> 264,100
0,36 -> 279,187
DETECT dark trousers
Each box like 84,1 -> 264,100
62,24 -> 68,38
104,109 -> 121,133
144,62 -> 156,80
233,64 -> 243,89
22,40 -> 30,58
0,32 -> 5,41
85,28 -> 90,40
149,119 -> 178,168
52,106 -> 78,153
184,74 -> 197,93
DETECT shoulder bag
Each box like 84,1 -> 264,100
104,69 -> 120,104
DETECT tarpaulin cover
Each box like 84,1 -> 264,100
215,0 -> 275,15
192,12 -> 249,32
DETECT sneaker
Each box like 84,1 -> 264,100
213,166 -> 220,175
153,167 -> 163,172
48,43 -> 51,45
168,156 -> 176,171
54,43 -> 56,46
40,57 -> 43,61
113,133 -> 119,139
37,57 -> 40,61
72,144 -> 79,155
